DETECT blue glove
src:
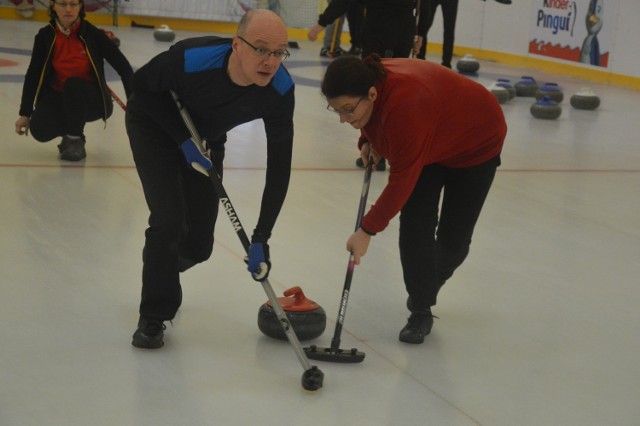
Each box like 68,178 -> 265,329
246,243 -> 271,281
181,138 -> 212,175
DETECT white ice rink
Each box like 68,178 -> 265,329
1,18 -> 639,426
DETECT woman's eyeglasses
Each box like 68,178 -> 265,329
327,97 -> 366,116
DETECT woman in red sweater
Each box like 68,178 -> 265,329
321,54 -> 507,344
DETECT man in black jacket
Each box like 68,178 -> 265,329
126,9 -> 295,349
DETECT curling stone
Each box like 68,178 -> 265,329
530,95 -> 562,120
456,54 -> 480,74
496,78 -> 516,100
570,87 -> 600,110
488,83 -> 510,104
535,82 -> 564,103
515,76 -> 539,97
16,0 -> 34,18
258,286 -> 326,341
153,25 -> 176,42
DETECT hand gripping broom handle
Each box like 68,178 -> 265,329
170,91 -> 323,390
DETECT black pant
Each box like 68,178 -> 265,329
29,78 -> 111,142
126,111 -> 224,321
399,155 -> 500,310
347,1 -> 365,48
418,0 -> 459,67
362,8 -> 415,58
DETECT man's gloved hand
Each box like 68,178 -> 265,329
181,138 -> 212,175
246,243 -> 271,281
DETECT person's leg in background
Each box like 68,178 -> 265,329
320,0 -> 346,57
30,77 -> 112,161
59,77 -> 111,161
439,0 -> 459,68
417,0 -> 439,61
346,0 -> 365,55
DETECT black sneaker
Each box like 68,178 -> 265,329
399,310 -> 434,344
355,157 -> 386,171
132,317 -> 166,349
57,137 -> 70,154
59,136 -> 86,162
347,45 -> 363,56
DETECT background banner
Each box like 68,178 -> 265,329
528,0 -> 617,68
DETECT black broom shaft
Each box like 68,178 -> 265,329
329,159 -> 373,352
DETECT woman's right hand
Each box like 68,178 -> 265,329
359,143 -> 382,168
15,116 -> 30,136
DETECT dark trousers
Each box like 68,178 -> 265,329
347,1 -> 365,48
362,8 -> 415,58
399,155 -> 500,310
417,0 -> 459,68
126,112 -> 223,321
29,78 -> 111,142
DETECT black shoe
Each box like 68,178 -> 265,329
399,310 -> 434,344
355,157 -> 386,171
320,47 -> 346,58
132,317 -> 166,349
57,137 -> 70,154
347,45 -> 363,56
59,136 -> 86,162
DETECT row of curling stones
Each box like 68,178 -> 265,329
258,286 -> 326,341
489,78 -> 600,119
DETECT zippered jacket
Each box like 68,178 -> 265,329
19,18 -> 133,120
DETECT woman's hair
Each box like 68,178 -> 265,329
321,54 -> 387,100
49,0 -> 86,20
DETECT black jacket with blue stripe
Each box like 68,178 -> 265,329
127,36 -> 295,242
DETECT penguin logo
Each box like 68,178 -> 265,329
580,0 -> 603,65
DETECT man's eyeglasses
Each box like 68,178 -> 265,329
54,1 -> 81,8
238,36 -> 290,61
327,97 -> 366,116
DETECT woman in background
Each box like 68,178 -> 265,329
15,0 -> 132,161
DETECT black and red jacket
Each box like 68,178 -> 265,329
19,18 -> 133,122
